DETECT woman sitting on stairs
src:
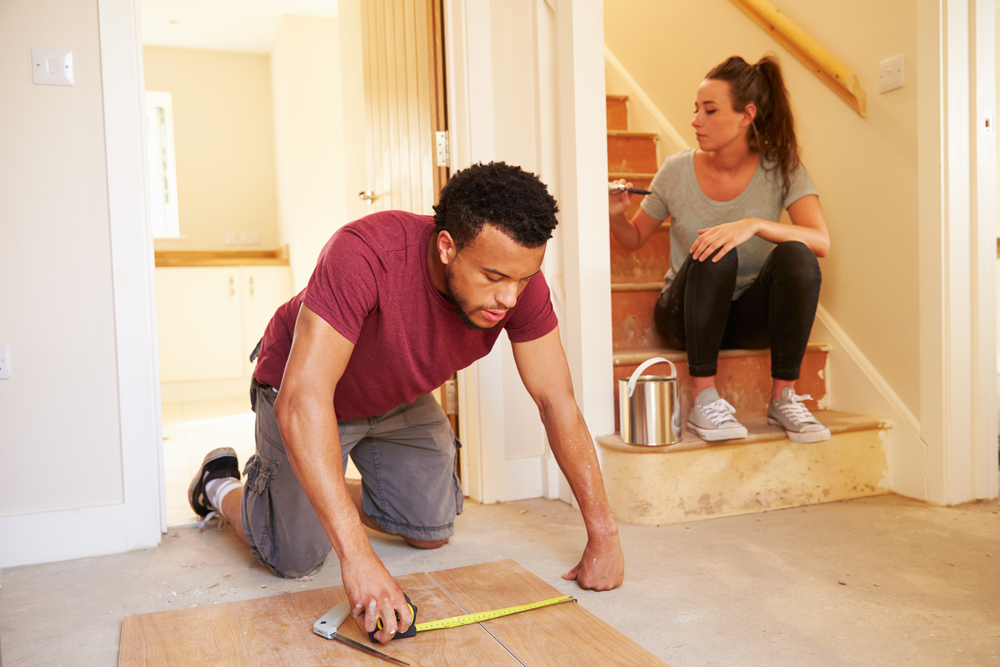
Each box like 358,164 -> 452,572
608,54 -> 831,444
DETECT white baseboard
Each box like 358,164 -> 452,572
812,305 -> 930,500
0,503 -> 154,568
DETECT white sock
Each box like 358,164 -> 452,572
205,477 -> 242,512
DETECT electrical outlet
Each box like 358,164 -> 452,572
878,54 -> 905,94
239,232 -> 261,246
0,342 -> 11,379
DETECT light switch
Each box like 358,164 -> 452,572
32,48 -> 74,86
878,54 -> 904,94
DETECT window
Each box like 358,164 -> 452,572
145,91 -> 180,238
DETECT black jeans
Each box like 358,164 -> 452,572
653,241 -> 821,381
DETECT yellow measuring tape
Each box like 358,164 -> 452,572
414,595 -> 576,633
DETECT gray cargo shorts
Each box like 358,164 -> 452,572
241,378 -> 464,579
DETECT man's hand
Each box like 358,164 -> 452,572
562,530 -> 625,591
341,551 -> 413,644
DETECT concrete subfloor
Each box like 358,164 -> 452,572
1,494 -> 997,667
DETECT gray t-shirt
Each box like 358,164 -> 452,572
640,149 -> 818,300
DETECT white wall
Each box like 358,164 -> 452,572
0,1 -> 124,515
0,0 -> 161,567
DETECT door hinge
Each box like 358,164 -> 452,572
435,131 -> 450,168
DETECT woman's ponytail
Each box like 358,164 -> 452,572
705,55 -> 800,193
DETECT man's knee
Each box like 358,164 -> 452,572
404,537 -> 448,550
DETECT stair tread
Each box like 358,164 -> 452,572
609,172 -> 657,179
611,282 -> 663,292
608,130 -> 660,138
606,94 -> 629,101
613,342 -> 831,366
597,410 -> 892,454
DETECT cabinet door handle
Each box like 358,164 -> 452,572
248,275 -> 255,298
229,276 -> 236,300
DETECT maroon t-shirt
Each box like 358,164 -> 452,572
252,211 -> 558,420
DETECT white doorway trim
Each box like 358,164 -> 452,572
99,0 -> 165,543
917,0 -> 998,505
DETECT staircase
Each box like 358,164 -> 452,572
598,95 -> 891,525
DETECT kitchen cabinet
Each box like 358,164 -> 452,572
155,265 -> 292,384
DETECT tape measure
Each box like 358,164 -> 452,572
414,594 -> 576,633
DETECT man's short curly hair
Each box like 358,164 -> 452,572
432,162 -> 559,252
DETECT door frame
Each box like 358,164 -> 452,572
916,0 -> 998,504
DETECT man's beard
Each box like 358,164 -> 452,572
444,267 -> 499,331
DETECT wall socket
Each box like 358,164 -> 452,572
239,232 -> 261,246
0,342 -> 11,379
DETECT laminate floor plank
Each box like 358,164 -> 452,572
236,587 -> 371,666
392,571 -> 524,666
431,560 -> 670,666
119,602 -> 250,667
118,560 -> 665,666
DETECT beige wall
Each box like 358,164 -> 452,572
144,47 -> 280,251
271,16 -> 348,292
605,0 -> 921,416
0,0 -> 124,515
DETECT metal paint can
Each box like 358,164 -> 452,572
619,357 -> 682,446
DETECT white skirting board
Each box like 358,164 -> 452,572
0,504 -> 147,569
811,305 -> 930,501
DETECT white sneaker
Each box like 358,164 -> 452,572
768,387 -> 831,443
687,387 -> 748,441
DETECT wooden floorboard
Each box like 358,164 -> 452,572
119,560 -> 668,666
119,602 -> 250,667
431,560 -> 669,666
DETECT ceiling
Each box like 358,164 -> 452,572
139,0 -> 339,54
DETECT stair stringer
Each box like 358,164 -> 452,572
812,304 -> 929,501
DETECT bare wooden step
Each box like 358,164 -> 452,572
597,411 -> 891,525
610,287 -> 662,351
606,95 -> 629,131
610,224 -> 672,285
607,130 -> 658,173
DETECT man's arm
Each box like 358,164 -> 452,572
510,327 -> 625,591
274,304 -> 411,642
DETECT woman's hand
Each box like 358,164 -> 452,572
608,178 -> 631,217
690,219 -> 761,262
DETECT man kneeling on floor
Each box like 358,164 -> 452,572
189,162 -> 625,643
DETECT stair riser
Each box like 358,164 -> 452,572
599,428 -> 889,525
606,97 -> 628,131
608,135 -> 658,173
611,228 -> 671,285
611,289 -> 663,351
613,350 -> 828,429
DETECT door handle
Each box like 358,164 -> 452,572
359,190 -> 376,202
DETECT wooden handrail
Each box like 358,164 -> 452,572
729,0 -> 866,118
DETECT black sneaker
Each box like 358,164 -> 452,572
188,447 -> 240,518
